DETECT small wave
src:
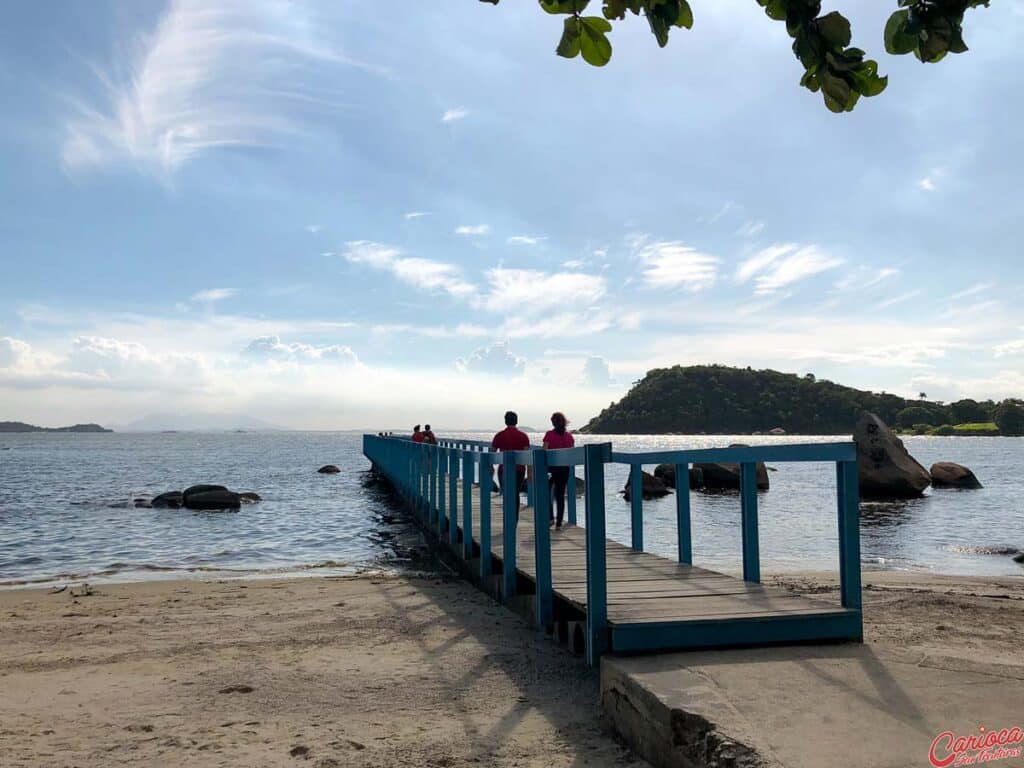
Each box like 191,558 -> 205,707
945,545 -> 1019,556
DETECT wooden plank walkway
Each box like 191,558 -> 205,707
455,480 -> 855,644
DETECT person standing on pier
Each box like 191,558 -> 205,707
543,412 -> 575,528
411,425 -> 424,443
491,410 -> 530,515
422,425 -> 437,445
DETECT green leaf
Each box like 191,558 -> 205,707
677,0 -> 693,30
540,0 -> 589,14
556,16 -> 582,58
884,10 -> 917,55
816,12 -> 852,49
579,16 -> 613,65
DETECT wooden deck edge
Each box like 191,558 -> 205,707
609,610 -> 863,653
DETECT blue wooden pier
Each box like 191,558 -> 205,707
363,435 -> 862,665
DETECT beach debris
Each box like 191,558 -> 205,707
218,684 -> 254,694
622,470 -> 671,501
288,745 -> 310,758
69,583 -> 94,598
318,465 -> 341,474
49,585 -> 67,594
930,462 -> 983,489
854,412 -> 931,499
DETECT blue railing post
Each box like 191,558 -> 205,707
740,462 -> 760,583
837,460 -> 862,611
629,464 -> 644,551
584,442 -> 610,666
462,452 -> 473,559
437,447 -> 447,537
567,465 -> 577,525
428,445 -> 437,525
449,449 -> 459,547
531,448 -> 554,630
675,462 -> 692,564
501,451 -> 518,599
479,452 -> 493,580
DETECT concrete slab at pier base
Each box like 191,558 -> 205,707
602,645 -> 1024,768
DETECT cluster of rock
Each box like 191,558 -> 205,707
318,465 -> 341,474
854,412 -> 982,498
620,449 -> 772,501
137,485 -> 262,511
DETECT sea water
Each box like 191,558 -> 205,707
1,431 -> 1021,586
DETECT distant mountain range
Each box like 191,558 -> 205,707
0,421 -> 112,433
112,413 -> 285,432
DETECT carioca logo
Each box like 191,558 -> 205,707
929,725 -> 1024,767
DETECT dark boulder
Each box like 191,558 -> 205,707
152,491 -> 184,509
185,490 -> 241,510
854,412 -> 931,499
318,465 -> 341,474
930,462 -> 982,490
653,463 -> 704,490
623,470 -> 671,501
1014,552 -> 1024,564
693,445 -> 769,491
575,476 -> 585,496
238,492 -> 262,504
183,484 -> 228,506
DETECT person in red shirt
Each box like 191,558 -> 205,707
422,425 -> 437,445
411,424 -> 424,443
543,412 -> 575,528
491,410 -> 531,515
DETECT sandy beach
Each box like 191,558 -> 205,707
2,569 -> 1021,767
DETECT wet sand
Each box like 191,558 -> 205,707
1,569 -> 1021,767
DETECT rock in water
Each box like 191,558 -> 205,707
238,492 -> 262,504
152,491 -> 184,509
185,490 -> 241,510
693,445 -> 770,491
575,476 -> 585,496
854,412 -> 931,499
1014,553 -> 1024,564
318,465 -> 341,474
653,463 -> 704,490
930,462 -> 982,489
622,470 -> 671,501
182,485 -> 228,507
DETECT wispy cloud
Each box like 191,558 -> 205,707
305,224 -> 323,233
948,282 -> 992,301
874,290 -> 923,310
507,235 -> 545,246
441,107 -> 469,123
481,268 -> 605,315
637,241 -> 719,291
993,338 -> 1024,357
919,167 -> 945,192
735,220 -> 765,238
191,288 -> 237,303
62,0 -> 372,176
455,224 -> 490,236
736,243 -> 843,295
834,266 -> 899,292
404,211 -> 430,219
241,335 -> 358,365
343,240 -> 474,299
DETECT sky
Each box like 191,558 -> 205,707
1,1 -> 1023,430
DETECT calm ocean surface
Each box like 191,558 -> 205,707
1,431 -> 1021,587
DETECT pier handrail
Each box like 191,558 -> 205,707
362,434 -> 861,666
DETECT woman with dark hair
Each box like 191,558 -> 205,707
543,412 -> 575,528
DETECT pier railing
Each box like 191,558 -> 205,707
363,434 -> 861,665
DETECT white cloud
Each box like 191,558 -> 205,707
371,323 -> 488,339
833,266 -> 899,292
499,311 -> 612,339
948,282 -> 992,301
919,177 -> 936,191
480,268 -> 606,315
736,220 -> 765,238
507,235 -> 545,246
305,224 -> 323,233
241,335 -> 358,365
441,107 -> 469,123
919,167 -> 945,192
62,0 -> 370,176
736,243 -> 843,295
343,240 -> 474,298
191,287 -> 237,303
0,337 -> 31,369
874,290 -> 923,310
455,224 -> 490,236
993,338 -> 1024,358
636,241 -> 719,291
706,201 -> 736,224
562,259 -> 585,269
581,355 -> 614,388
455,341 -> 525,377
404,211 -> 430,219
